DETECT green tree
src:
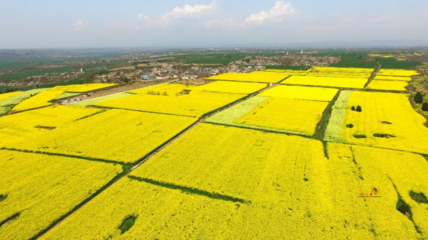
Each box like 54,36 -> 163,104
415,92 -> 423,104
422,102 -> 428,111
356,105 -> 362,112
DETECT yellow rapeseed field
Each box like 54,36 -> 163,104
374,76 -> 412,82
42,125 -> 428,239
128,83 -> 195,95
130,82 -> 266,95
260,85 -> 338,102
0,91 -> 23,101
262,69 -> 309,76
326,143 -> 427,239
62,83 -> 116,92
0,150 -> 122,240
283,76 -> 369,89
12,88 -> 64,112
190,81 -> 267,94
342,91 -> 428,154
95,91 -> 245,117
377,69 -> 419,77
132,123 -> 327,201
6,109 -> 197,163
313,66 -> 374,73
0,105 -> 102,147
12,83 -> 116,112
367,80 -> 408,91
205,72 -> 289,83
235,98 -> 328,136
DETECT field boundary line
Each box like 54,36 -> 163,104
2,148 -> 125,165
89,105 -> 198,118
129,176 -> 250,204
363,61 -> 381,88
313,91 -> 341,140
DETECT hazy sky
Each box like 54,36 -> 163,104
1,0 -> 428,48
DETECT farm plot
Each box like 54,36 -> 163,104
367,80 -> 408,91
6,109 -> 197,163
377,69 -> 419,77
132,123 -> 328,202
0,88 -> 47,107
205,72 -> 289,83
0,105 -> 102,147
42,124 -> 428,239
283,76 -> 369,89
260,85 -> 338,101
263,69 -> 309,76
130,82 -> 267,95
0,150 -> 122,240
327,91 -> 428,154
325,143 -> 428,239
61,83 -> 116,92
188,81 -> 266,94
207,85 -> 332,136
40,177 -> 244,240
235,98 -> 328,136
12,84 -> 116,112
0,91 -> 22,101
72,92 -> 133,107
308,67 -> 374,78
374,76 -> 412,82
95,91 -> 246,118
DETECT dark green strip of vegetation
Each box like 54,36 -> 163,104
0,213 -> 20,228
0,194 -> 7,202
129,176 -> 249,204
409,191 -> 428,204
2,148 -> 124,165
313,91 -> 341,140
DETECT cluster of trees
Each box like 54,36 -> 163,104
414,92 -> 428,111
0,87 -> 21,94
351,105 -> 362,112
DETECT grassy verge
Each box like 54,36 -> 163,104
323,91 -> 353,142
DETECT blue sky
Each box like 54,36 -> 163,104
0,0 -> 427,48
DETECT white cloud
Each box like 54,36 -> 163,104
137,13 -> 151,27
137,0 -> 217,28
161,0 -> 217,25
138,13 -> 150,22
73,19 -> 84,32
245,1 -> 296,25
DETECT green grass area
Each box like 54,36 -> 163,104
376,57 -> 421,69
409,76 -> 428,125
174,52 -> 279,65
0,66 -> 81,81
324,91 -> 352,142
332,61 -> 377,68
